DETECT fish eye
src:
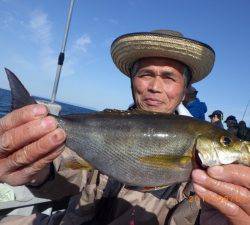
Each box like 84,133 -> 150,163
220,136 -> 232,146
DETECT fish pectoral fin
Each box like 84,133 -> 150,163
63,157 -> 94,171
139,155 -> 192,169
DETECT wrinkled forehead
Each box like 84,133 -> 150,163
132,57 -> 187,73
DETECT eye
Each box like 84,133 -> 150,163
162,72 -> 175,81
135,70 -> 153,77
135,73 -> 152,80
220,136 -> 232,146
162,75 -> 174,81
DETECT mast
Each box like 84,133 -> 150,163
51,0 -> 75,103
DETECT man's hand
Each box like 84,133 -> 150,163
0,104 -> 66,186
192,165 -> 250,225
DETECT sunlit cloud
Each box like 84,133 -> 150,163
73,34 -> 91,53
29,10 -> 52,45
28,10 -> 59,77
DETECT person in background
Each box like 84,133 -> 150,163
224,115 -> 238,136
183,85 -> 207,120
237,120 -> 250,141
208,110 -> 224,129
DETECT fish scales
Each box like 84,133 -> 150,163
59,112 -> 196,186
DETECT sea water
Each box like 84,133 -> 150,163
0,88 -> 96,118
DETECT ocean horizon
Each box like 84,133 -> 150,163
0,88 -> 96,117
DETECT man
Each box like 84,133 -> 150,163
0,30 -> 250,225
209,110 -> 224,129
225,115 -> 238,136
238,120 -> 250,141
183,85 -> 207,120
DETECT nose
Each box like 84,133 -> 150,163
148,76 -> 163,93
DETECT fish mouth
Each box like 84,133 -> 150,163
245,141 -> 250,152
194,149 -> 208,169
192,137 -> 208,169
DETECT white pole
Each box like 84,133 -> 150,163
51,0 -> 75,103
242,99 -> 250,121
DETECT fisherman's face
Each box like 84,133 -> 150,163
211,115 -> 219,123
226,120 -> 237,129
131,57 -> 186,113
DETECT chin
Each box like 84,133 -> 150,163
144,105 -> 168,113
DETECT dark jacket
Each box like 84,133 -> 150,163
213,120 -> 224,129
237,127 -> 250,141
186,98 -> 207,121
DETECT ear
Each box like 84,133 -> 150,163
182,93 -> 186,101
130,78 -> 136,104
182,87 -> 188,101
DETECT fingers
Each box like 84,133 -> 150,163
0,104 -> 48,135
0,116 -> 58,157
207,164 -> 250,189
0,104 -> 66,186
192,169 -> 250,214
193,183 -> 250,225
5,128 -> 66,171
3,145 -> 64,186
0,128 -> 66,184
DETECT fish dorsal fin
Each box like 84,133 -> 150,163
103,108 -> 125,113
103,108 -> 160,116
5,68 -> 36,110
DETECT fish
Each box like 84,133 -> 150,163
4,68 -> 250,187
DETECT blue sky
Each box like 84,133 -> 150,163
0,0 -> 250,125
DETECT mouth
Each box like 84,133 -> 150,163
144,98 -> 163,107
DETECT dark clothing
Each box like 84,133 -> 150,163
227,127 -> 238,136
186,98 -> 207,120
237,127 -> 250,141
213,120 -> 224,129
225,119 -> 238,136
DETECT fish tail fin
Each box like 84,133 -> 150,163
5,68 -> 37,110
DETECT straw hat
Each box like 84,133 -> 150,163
111,30 -> 215,83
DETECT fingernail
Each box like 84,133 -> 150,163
208,166 -> 224,178
192,169 -> 207,183
193,183 -> 207,193
33,105 -> 47,116
51,129 -> 66,144
41,117 -> 57,128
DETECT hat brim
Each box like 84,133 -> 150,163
111,32 -> 215,83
